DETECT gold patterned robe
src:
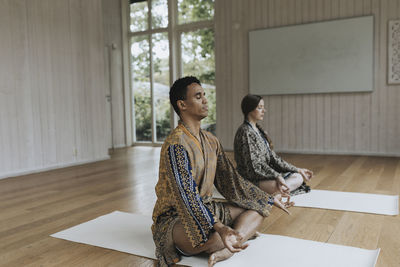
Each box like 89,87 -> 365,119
151,122 -> 273,266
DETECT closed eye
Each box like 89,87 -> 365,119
195,92 -> 205,99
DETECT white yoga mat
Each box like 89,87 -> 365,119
291,190 -> 399,215
51,211 -> 380,267
213,189 -> 399,215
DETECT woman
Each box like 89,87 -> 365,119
234,94 -> 312,196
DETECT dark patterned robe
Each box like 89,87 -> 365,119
152,122 -> 273,266
234,122 -> 299,184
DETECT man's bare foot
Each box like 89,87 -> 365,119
208,248 -> 233,267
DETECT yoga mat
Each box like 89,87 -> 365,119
51,211 -> 380,267
213,189 -> 398,215
291,190 -> 399,215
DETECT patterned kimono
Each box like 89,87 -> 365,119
234,122 -> 299,185
152,122 -> 273,266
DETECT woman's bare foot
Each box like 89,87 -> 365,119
208,248 -> 233,267
248,231 -> 260,240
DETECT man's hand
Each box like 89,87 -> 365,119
298,168 -> 313,182
213,223 -> 248,253
273,193 -> 294,215
276,176 -> 290,195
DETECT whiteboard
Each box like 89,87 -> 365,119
249,16 -> 374,95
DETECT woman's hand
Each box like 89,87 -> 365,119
276,176 -> 290,195
213,222 -> 248,253
298,168 -> 313,182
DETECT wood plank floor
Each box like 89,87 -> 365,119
0,147 -> 399,266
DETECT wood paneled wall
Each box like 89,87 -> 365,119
0,0 -> 109,179
215,0 -> 400,155
102,0 -> 127,148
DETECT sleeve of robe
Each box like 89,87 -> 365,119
257,128 -> 298,174
268,149 -> 299,173
238,129 -> 283,181
214,141 -> 274,217
164,144 -> 216,248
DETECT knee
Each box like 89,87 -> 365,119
173,221 -> 197,255
259,180 -> 279,195
247,210 -> 264,225
293,173 -> 304,187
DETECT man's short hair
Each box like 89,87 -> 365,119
169,76 -> 201,115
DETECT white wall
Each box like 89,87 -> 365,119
0,0 -> 109,179
102,0 -> 127,149
215,0 -> 400,156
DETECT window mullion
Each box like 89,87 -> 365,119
169,0 -> 179,128
176,20 -> 214,33
129,27 -> 168,37
148,0 -> 156,144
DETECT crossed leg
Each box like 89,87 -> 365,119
258,173 -> 303,195
172,204 -> 264,266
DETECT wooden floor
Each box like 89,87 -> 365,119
1,147 -> 399,266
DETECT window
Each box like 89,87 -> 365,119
178,0 -> 214,24
129,0 -> 215,144
181,28 -> 215,132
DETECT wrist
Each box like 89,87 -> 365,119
213,222 -> 225,233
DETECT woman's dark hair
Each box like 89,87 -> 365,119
241,94 -> 274,149
241,94 -> 262,120
169,76 -> 201,115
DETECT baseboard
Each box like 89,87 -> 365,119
113,144 -> 127,149
0,156 -> 111,180
274,149 -> 400,157
223,148 -> 400,157
108,144 -> 127,153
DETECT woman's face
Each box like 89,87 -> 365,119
248,99 -> 265,122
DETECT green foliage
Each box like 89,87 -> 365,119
134,86 -> 172,141
151,0 -> 168,28
182,28 -> 216,130
178,0 -> 214,23
155,96 -> 171,141
182,29 -> 215,83
156,112 -> 171,140
199,28 -> 214,59
130,1 -> 148,31
203,87 -> 216,126
134,87 -> 152,141
131,36 -> 150,83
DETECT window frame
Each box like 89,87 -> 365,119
122,0 -> 215,146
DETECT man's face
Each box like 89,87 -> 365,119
180,82 -> 208,120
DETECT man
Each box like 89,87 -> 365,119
151,76 -> 291,266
